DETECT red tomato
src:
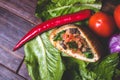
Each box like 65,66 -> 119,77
62,33 -> 73,42
114,5 -> 120,29
88,12 -> 116,37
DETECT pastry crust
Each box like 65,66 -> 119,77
50,24 -> 102,62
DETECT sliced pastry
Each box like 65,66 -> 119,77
50,24 -> 102,62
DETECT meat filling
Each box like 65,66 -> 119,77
53,28 -> 93,58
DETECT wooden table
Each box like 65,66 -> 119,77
0,0 -> 42,80
0,0 -> 120,80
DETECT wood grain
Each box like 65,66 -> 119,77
0,7 -> 34,72
0,0 -> 42,79
0,64 -> 26,80
18,62 -> 31,80
0,0 -> 42,24
0,0 -> 120,80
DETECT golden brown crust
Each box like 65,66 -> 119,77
50,24 -> 102,62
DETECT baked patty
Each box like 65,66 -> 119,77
50,24 -> 102,62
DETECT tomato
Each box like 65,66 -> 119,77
114,5 -> 120,29
88,12 -> 116,37
62,33 -> 73,42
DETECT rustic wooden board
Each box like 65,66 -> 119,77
0,0 -> 42,79
0,64 -> 26,80
0,7 -> 34,72
0,0 -> 120,80
18,62 -> 31,80
0,0 -> 42,24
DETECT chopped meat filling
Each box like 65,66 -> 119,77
53,28 -> 93,58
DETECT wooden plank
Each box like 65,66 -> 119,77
0,0 -> 42,24
0,45 -> 23,71
0,64 -> 26,80
18,62 -> 31,80
0,7 -> 34,72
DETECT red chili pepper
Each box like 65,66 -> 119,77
13,9 -> 92,51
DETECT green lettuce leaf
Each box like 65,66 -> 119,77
24,30 -> 120,80
24,31 -> 65,80
62,57 -> 96,80
35,0 -> 102,20
24,0 -> 120,80
92,53 -> 119,80
62,53 -> 119,80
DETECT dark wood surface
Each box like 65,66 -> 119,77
0,0 -> 42,80
0,0 -> 120,80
